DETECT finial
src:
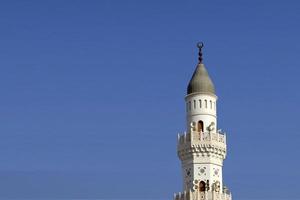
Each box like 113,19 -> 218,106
197,42 -> 204,63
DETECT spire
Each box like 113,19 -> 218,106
197,42 -> 204,64
187,42 -> 215,95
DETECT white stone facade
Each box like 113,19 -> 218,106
185,93 -> 217,132
173,91 -> 232,200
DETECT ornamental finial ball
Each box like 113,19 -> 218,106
197,42 -> 204,49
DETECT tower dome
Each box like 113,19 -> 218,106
187,42 -> 215,95
187,63 -> 215,95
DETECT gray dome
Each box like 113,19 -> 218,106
187,63 -> 215,95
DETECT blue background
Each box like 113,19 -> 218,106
0,0 -> 299,199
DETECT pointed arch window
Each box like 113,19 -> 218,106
199,181 -> 206,192
197,120 -> 204,132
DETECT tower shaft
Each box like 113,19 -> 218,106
173,43 -> 232,200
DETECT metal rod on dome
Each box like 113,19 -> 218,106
197,42 -> 204,63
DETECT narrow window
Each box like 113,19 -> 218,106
188,101 -> 191,111
210,100 -> 212,109
205,100 -> 207,108
198,120 -> 204,132
199,100 -> 202,108
199,181 -> 206,192
193,100 -> 196,109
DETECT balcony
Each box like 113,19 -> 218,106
177,130 -> 226,145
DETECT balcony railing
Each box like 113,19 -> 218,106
178,130 -> 226,145
174,190 -> 231,200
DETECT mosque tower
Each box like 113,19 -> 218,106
174,43 -> 232,200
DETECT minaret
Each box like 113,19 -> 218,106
174,43 -> 232,200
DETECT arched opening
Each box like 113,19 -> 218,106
197,120 -> 204,132
199,181 -> 206,192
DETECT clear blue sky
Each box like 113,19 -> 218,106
0,0 -> 300,199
